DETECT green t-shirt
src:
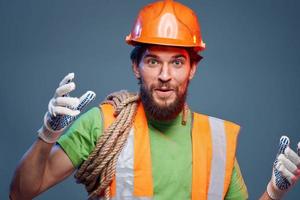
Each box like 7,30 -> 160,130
58,107 -> 248,199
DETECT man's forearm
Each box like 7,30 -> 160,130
259,191 -> 273,200
10,139 -> 54,199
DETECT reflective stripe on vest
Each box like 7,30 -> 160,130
208,117 -> 227,200
192,113 -> 240,200
100,103 -> 153,199
100,102 -> 239,199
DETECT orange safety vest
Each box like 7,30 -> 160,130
100,102 -> 239,200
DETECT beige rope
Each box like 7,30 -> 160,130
74,90 -> 140,200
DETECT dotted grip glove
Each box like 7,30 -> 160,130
38,73 -> 96,143
267,136 -> 300,199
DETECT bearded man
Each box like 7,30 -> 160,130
10,1 -> 300,200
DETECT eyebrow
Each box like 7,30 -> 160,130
143,54 -> 159,59
143,54 -> 187,60
173,54 -> 187,59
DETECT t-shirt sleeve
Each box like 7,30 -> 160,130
57,107 -> 103,168
225,159 -> 249,200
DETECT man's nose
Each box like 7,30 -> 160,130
158,63 -> 171,82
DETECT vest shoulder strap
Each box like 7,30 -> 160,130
100,102 -> 153,198
100,104 -> 116,129
192,112 -> 240,200
99,103 -> 117,196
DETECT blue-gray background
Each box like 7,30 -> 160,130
1,0 -> 299,199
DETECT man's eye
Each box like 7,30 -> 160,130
148,59 -> 159,65
172,59 -> 183,67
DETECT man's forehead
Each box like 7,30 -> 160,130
143,45 -> 189,58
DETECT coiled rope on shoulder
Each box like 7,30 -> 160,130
74,90 -> 140,200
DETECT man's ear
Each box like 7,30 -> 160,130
189,63 -> 197,80
132,62 -> 141,79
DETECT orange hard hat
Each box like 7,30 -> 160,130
126,0 -> 206,52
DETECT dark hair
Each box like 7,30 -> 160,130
130,44 -> 203,66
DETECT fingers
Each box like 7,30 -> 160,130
57,91 -> 96,127
275,139 -> 300,185
48,91 -> 96,117
76,91 -> 96,111
276,159 -> 295,184
49,73 -> 96,118
56,73 -> 75,98
285,146 -> 300,168
59,72 -> 74,86
55,82 -> 76,97
297,142 -> 300,156
49,97 -> 80,117
52,106 -> 80,117
278,136 -> 290,154
55,97 -> 80,108
276,154 -> 300,184
278,154 -> 298,175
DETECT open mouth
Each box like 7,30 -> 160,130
154,88 -> 174,98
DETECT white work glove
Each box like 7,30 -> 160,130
38,72 -> 96,143
267,136 -> 300,199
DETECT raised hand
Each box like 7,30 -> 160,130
267,136 -> 300,199
38,73 -> 96,143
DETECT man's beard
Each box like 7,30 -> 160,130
139,79 -> 188,121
